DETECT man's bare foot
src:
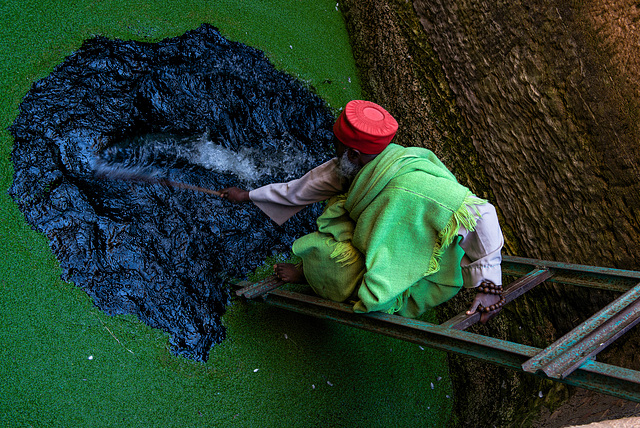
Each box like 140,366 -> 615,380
274,263 -> 306,284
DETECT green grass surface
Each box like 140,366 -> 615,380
0,1 -> 454,426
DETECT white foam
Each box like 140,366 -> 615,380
95,132 -> 319,187
192,139 -> 264,183
190,133 -> 316,185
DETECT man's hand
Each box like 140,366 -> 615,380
467,290 -> 503,324
218,187 -> 250,203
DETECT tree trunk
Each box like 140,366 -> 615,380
339,0 -> 640,425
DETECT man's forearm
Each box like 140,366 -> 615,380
458,202 -> 504,288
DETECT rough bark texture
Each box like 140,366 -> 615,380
413,0 -> 640,267
339,0 -> 640,426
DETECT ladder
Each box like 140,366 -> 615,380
233,255 -> 640,402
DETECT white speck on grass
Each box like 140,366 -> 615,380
88,355 -> 94,360
327,381 -> 333,387
430,382 -> 434,389
538,391 -> 543,398
253,369 -> 259,373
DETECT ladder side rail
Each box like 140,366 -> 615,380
503,256 -> 640,280
236,274 -> 285,299
503,256 -> 640,293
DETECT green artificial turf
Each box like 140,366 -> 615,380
0,1 -> 454,426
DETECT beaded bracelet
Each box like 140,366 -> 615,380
478,280 -> 503,295
476,280 -> 505,313
478,296 -> 506,313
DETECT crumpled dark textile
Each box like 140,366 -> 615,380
8,24 -> 334,361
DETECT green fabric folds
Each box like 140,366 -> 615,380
293,144 -> 485,317
293,195 -> 364,302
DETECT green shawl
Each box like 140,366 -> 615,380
292,143 -> 485,317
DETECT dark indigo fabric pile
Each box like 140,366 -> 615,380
9,24 -> 334,361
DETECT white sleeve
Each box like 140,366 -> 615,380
248,158 -> 345,225
458,202 -> 504,288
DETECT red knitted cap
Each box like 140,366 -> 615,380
333,100 -> 398,154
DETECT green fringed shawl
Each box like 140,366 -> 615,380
293,143 -> 486,317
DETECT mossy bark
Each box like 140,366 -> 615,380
339,0 -> 640,425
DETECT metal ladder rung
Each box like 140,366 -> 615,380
522,282 -> 640,379
441,268 -> 553,330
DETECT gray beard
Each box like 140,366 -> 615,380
337,151 -> 362,182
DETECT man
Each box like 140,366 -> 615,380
220,100 -> 504,323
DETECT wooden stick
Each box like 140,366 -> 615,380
94,167 -> 222,197
156,178 -> 222,197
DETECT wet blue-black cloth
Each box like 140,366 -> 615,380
8,24 -> 334,361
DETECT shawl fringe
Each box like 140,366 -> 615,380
329,241 -> 361,267
424,192 -> 487,277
